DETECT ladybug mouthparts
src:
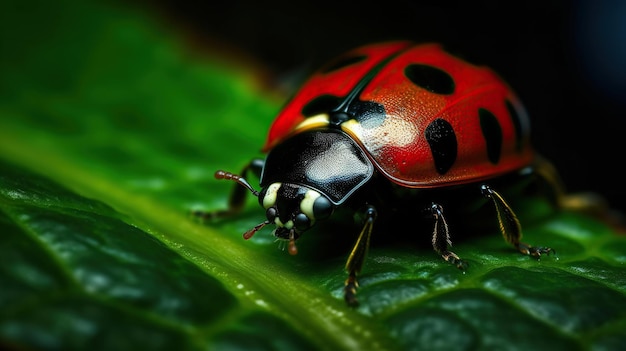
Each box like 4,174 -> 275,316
273,226 -> 301,240
272,226 -> 301,255
240,209 -> 302,256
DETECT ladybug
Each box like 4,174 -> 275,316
198,41 -> 560,307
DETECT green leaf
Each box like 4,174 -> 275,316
1,0 -> 625,350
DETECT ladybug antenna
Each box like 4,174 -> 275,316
214,170 -> 260,197
243,220 -> 270,240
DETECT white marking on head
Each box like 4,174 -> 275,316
263,182 -> 281,208
284,220 -> 294,230
300,190 -> 321,220
272,217 -> 294,229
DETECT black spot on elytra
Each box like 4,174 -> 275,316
320,55 -> 367,74
405,64 -> 455,95
506,100 -> 524,152
302,95 -> 342,117
425,118 -> 457,174
479,108 -> 503,164
348,100 -> 386,129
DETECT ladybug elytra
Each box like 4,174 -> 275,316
198,42 -> 564,306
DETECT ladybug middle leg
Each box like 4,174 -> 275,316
430,203 -> 468,269
480,184 -> 553,257
193,158 -> 265,220
344,204 -> 377,307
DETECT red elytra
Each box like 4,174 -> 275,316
263,42 -> 533,188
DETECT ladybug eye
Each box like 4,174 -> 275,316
313,196 -> 333,219
266,207 -> 277,221
294,213 -> 310,231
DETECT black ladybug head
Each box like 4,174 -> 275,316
258,182 -> 334,254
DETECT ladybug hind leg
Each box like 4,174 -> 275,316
480,184 -> 553,257
533,156 -> 626,232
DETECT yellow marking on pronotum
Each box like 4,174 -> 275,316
294,114 -> 330,132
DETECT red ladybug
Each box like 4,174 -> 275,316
199,42 -> 558,306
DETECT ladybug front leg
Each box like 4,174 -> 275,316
344,204 -> 377,307
430,203 -> 468,270
193,158 -> 264,220
480,184 -> 553,257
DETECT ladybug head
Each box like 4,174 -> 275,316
212,170 -> 334,255
255,182 -> 334,255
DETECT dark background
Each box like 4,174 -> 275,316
149,0 -> 626,215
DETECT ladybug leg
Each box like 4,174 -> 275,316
533,157 -> 626,231
430,203 -> 468,269
344,204 -> 377,307
533,156 -> 608,213
480,184 -> 553,257
192,158 -> 264,221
